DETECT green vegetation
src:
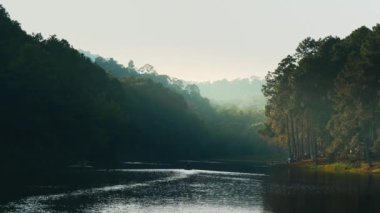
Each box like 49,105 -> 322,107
0,5 -> 276,171
262,25 -> 380,166
90,53 -> 278,160
291,161 -> 380,175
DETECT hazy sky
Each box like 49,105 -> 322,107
2,0 -> 380,81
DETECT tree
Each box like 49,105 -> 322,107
262,25 -> 380,163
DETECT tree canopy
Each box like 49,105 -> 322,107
0,5 -> 275,170
262,25 -> 380,164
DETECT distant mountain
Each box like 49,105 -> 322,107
79,51 -> 215,119
80,50 -> 266,110
196,77 -> 266,109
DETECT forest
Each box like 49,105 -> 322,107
0,5 -> 275,171
2,3 -> 379,173
262,25 -> 380,165
2,2 -> 380,212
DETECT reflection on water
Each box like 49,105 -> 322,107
262,169 -> 380,213
1,165 -> 380,213
2,169 -> 265,212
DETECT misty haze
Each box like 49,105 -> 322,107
0,1 -> 380,213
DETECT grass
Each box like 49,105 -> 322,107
291,160 -> 380,175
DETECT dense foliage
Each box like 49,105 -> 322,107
90,54 -> 275,160
0,6 -> 274,170
262,25 -> 380,164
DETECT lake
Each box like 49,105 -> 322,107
1,161 -> 379,212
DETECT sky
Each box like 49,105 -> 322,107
1,0 -> 380,81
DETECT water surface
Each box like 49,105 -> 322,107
1,163 -> 379,213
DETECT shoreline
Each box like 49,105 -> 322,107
290,160 -> 380,175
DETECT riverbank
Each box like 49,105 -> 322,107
290,160 -> 380,175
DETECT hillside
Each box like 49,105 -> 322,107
196,77 -> 266,109
0,5 -> 277,170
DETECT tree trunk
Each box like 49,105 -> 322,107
286,114 -> 293,162
290,115 -> 297,161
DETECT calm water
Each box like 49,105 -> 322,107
1,162 -> 379,213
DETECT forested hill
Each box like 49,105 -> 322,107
81,51 -> 266,110
81,51 -> 276,160
0,5 -> 276,170
262,25 -> 380,164
196,77 -> 266,109
82,52 -> 215,118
